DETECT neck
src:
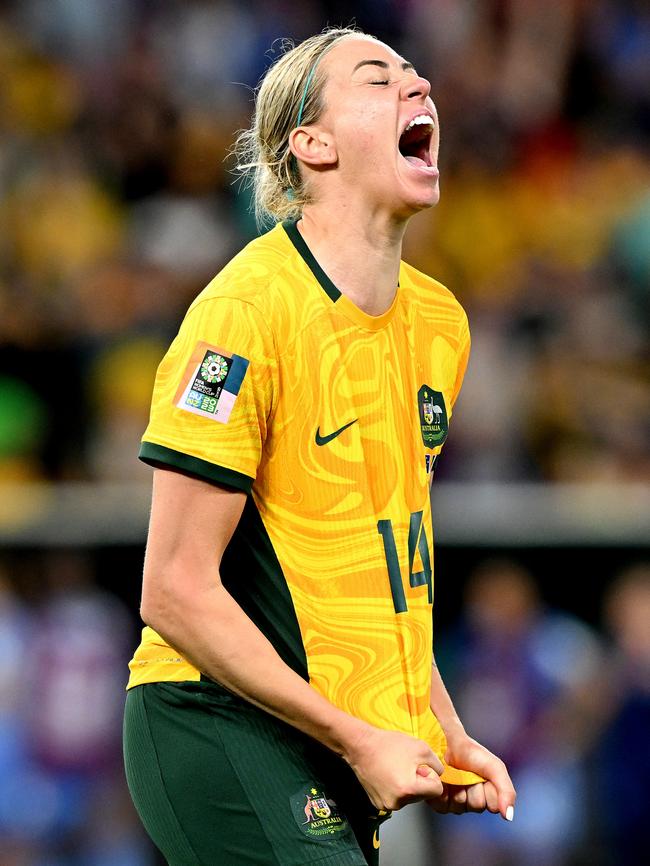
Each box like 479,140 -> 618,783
297,198 -> 408,316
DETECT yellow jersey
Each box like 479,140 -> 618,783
128,219 -> 476,785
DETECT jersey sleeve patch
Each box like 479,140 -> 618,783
174,342 -> 249,424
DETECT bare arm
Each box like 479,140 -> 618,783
428,656 -> 516,820
141,467 -> 360,752
140,467 -> 445,810
429,654 -> 467,740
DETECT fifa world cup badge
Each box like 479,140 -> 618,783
175,342 -> 249,424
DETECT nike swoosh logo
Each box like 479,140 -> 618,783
315,418 -> 358,446
372,830 -> 380,850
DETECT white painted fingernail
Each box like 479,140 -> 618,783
506,806 -> 514,822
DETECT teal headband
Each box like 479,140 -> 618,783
288,48 -> 332,199
296,57 -> 321,126
287,56 -> 320,200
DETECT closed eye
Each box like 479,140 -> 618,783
370,80 -> 390,86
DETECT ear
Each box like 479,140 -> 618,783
288,126 -> 337,167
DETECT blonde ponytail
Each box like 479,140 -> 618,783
232,27 -> 369,226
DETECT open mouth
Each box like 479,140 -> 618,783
398,115 -> 434,169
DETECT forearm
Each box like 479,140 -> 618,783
143,574 -> 369,758
429,654 -> 465,739
428,658 -> 516,817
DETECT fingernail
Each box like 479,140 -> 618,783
505,805 -> 514,822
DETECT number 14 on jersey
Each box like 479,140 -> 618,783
377,511 -> 433,614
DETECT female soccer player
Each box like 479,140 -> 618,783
124,27 -> 516,866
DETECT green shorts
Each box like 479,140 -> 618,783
123,681 -> 389,865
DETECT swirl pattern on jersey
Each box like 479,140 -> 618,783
128,222 -> 478,783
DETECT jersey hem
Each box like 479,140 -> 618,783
139,441 -> 254,493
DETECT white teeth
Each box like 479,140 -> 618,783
404,114 -> 433,132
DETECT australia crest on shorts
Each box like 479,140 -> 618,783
418,384 -> 448,448
290,785 -> 349,838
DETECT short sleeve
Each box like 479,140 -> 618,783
139,296 -> 277,493
450,309 -> 470,409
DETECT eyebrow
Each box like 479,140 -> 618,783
352,59 -> 416,74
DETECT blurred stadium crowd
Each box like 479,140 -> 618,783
1,552 -> 648,866
0,1 -> 648,865
0,0 -> 648,484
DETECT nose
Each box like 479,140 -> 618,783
402,74 -> 431,102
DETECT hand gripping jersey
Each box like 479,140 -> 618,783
128,220 -> 478,785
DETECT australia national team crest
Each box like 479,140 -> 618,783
290,785 -> 349,839
418,384 -> 448,448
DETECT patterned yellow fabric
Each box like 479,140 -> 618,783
128,221 -> 479,784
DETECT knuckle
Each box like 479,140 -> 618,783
395,783 -> 412,800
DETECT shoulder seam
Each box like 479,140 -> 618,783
186,293 -> 281,422
189,253 -> 335,357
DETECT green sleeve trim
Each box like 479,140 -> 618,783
139,442 -> 253,493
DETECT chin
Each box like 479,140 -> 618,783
414,186 -> 440,210
392,165 -> 440,211
395,184 -> 440,218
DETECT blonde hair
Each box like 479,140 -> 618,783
233,26 -> 371,226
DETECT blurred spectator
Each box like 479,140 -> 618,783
0,563 -> 33,854
27,552 -> 131,773
0,376 -> 48,480
433,559 -> 603,866
591,563 -> 650,866
0,553 -> 152,866
0,0 -> 646,484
